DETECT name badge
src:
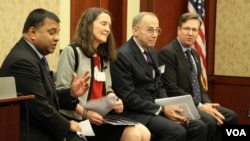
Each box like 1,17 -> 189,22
94,66 -> 106,81
159,65 -> 165,74
95,72 -> 106,81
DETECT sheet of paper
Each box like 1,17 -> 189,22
83,96 -> 117,115
155,95 -> 201,120
77,119 -> 95,136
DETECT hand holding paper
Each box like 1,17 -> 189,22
163,106 -> 189,125
76,119 -> 94,140
83,95 -> 117,116
155,95 -> 200,120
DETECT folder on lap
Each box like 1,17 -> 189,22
155,95 -> 200,120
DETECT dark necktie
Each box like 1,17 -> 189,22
144,50 -> 153,74
185,50 -> 201,103
41,57 -> 50,72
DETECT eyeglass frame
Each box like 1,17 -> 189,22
180,27 -> 200,33
135,26 -> 162,35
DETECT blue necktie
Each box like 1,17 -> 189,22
41,57 -> 50,71
185,50 -> 201,103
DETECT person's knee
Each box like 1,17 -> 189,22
178,126 -> 187,137
228,111 -> 239,124
135,123 -> 151,141
197,120 -> 207,132
121,126 -> 141,141
170,125 -> 186,140
197,121 -> 208,136
203,116 -> 217,129
121,125 -> 148,141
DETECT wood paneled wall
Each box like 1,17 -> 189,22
70,0 -> 250,124
208,76 -> 250,124
70,0 -> 127,47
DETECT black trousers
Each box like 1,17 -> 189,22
146,115 -> 207,141
198,106 -> 238,141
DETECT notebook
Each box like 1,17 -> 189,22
0,76 -> 17,99
155,95 -> 201,120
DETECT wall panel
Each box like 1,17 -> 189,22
70,0 -> 127,47
140,0 -> 188,52
208,76 -> 250,124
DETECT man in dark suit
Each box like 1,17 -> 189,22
158,13 -> 238,141
110,12 -> 207,141
0,8 -> 90,141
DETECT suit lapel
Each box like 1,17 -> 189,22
174,40 -> 193,84
129,39 -> 153,77
37,54 -> 59,109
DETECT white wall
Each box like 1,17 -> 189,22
127,0 -> 140,40
60,0 -> 70,49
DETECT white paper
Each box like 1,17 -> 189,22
155,95 -> 200,120
83,96 -> 117,115
77,119 -> 95,136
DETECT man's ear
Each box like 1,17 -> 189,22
177,26 -> 181,35
132,27 -> 138,37
28,26 -> 36,40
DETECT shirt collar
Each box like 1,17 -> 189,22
177,37 -> 192,53
133,37 -> 147,53
24,39 -> 43,59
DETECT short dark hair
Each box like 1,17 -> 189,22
178,13 -> 202,28
22,8 -> 60,33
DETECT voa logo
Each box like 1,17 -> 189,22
226,129 -> 246,136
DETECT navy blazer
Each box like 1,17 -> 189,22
110,37 -> 167,124
0,38 -> 74,141
158,38 -> 211,106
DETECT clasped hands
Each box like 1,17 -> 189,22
162,106 -> 189,125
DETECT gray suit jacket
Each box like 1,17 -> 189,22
158,38 -> 211,106
110,37 -> 167,124
56,45 -> 114,120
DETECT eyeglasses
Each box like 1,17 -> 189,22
136,26 -> 162,35
146,27 -> 162,35
181,27 -> 199,33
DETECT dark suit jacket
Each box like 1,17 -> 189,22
158,38 -> 211,106
110,37 -> 167,124
0,38 -> 75,141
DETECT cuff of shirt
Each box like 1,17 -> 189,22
198,102 -> 203,108
155,106 -> 162,115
